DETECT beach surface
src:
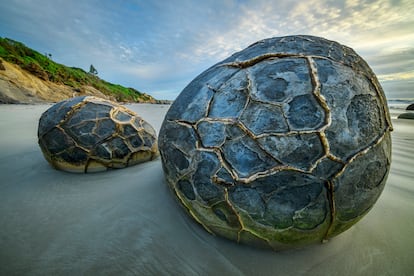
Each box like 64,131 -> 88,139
0,103 -> 413,275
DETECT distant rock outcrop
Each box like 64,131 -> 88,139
406,103 -> 414,110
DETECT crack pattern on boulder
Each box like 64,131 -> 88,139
38,96 -> 159,173
159,35 -> 392,250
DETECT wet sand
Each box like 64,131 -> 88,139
0,104 -> 413,275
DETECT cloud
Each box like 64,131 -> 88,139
381,79 -> 413,99
379,71 -> 414,82
367,48 -> 414,75
0,0 -> 413,99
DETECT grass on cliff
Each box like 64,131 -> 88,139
0,37 -> 155,102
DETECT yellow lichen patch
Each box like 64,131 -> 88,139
85,159 -> 108,173
128,150 -> 157,167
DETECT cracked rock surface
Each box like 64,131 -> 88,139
159,35 -> 392,250
38,96 -> 159,173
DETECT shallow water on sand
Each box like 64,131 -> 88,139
0,104 -> 413,275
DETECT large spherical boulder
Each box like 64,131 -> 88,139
159,35 -> 393,250
38,96 -> 158,173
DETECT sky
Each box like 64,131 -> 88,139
0,0 -> 413,100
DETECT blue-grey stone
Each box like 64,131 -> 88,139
159,35 -> 392,250
38,96 -> 158,173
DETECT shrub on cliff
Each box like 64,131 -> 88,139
0,37 -> 155,103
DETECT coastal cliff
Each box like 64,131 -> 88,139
0,38 -> 160,104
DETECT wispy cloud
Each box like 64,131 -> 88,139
379,71 -> 414,81
0,0 -> 413,99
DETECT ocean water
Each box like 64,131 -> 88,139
387,99 -> 414,119
387,99 -> 414,109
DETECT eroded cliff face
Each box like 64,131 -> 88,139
0,58 -> 114,104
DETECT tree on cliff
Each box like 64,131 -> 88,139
89,64 -> 98,75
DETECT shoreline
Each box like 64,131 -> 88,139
0,100 -> 173,105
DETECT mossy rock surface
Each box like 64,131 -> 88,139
398,112 -> 414,119
38,96 -> 158,173
159,35 -> 392,250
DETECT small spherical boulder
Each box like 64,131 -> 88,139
38,96 -> 158,173
158,35 -> 393,250
398,112 -> 414,120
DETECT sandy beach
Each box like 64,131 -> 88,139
0,103 -> 413,275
